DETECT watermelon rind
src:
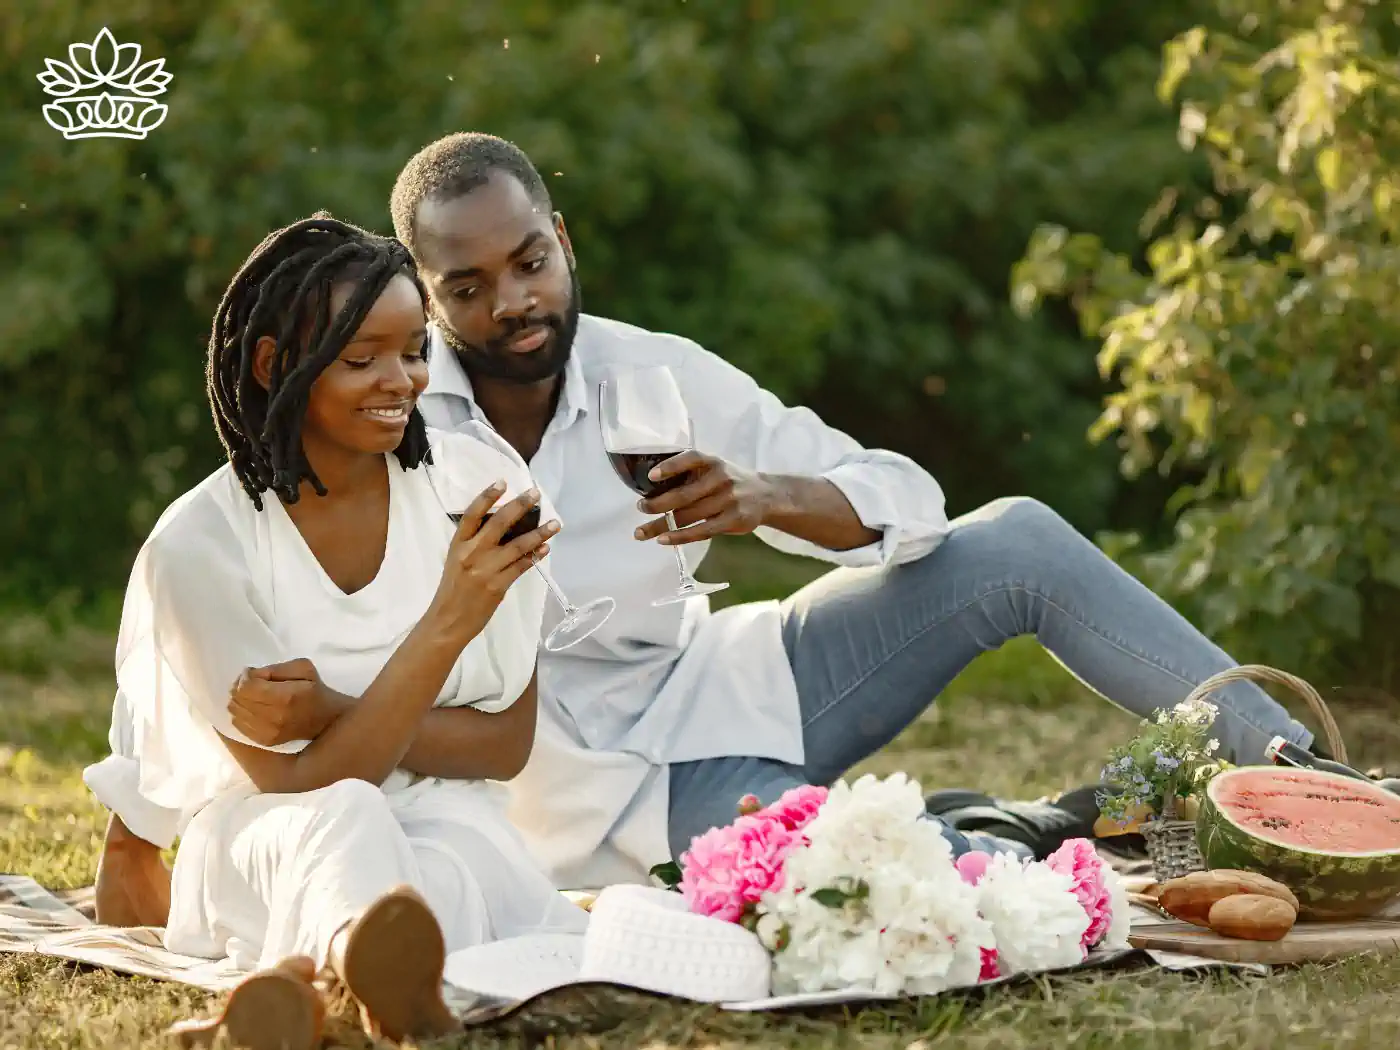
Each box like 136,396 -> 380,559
1195,766 -> 1400,920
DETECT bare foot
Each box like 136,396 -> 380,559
167,955 -> 324,1050
94,814 -> 172,928
330,886 -> 459,1042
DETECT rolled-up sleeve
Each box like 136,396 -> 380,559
677,341 -> 950,568
82,680 -> 182,850
83,751 -> 181,850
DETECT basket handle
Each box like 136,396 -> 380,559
1180,664 -> 1347,765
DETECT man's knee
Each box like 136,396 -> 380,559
976,495 -> 1068,535
943,496 -> 1082,563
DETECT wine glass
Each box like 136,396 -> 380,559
599,365 -> 730,606
432,473 -> 614,652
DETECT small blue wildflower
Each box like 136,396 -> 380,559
1101,756 -> 1134,781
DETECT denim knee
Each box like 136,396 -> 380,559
929,496 -> 1092,586
977,496 -> 1073,545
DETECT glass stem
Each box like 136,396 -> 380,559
666,512 -> 695,588
531,558 -> 574,615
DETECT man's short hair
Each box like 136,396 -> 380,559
390,132 -> 552,259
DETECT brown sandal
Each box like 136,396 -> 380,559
330,885 -> 458,1043
167,955 -> 324,1050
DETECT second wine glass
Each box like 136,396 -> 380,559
432,472 -> 614,652
598,365 -> 730,606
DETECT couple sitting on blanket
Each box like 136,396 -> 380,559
88,132 -> 1319,1046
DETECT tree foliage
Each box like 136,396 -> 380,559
1015,0 -> 1400,681
4,0 -> 1206,609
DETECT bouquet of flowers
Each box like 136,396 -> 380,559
1097,695 -> 1226,825
653,773 -> 1131,997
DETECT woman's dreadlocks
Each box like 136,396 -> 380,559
206,211 -> 431,510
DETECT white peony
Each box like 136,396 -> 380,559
757,773 -> 993,997
759,885 -> 866,993
866,862 -> 994,994
798,773 -> 932,865
975,853 -> 1091,975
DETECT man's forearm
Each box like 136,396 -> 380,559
759,474 -> 882,552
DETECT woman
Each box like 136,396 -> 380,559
113,213 -> 586,1048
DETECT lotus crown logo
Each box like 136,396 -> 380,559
36,27 -> 173,140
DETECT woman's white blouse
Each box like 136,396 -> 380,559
111,423 -> 548,836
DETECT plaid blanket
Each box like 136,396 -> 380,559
0,874 -> 244,991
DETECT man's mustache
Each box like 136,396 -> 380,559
486,315 -> 562,352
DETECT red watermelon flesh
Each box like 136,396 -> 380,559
1196,767 -> 1400,919
1209,768 -> 1400,853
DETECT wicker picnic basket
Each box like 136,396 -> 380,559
1142,663 -> 1348,882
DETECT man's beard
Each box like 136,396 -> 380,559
434,265 -> 581,385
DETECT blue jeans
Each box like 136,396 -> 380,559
667,497 -> 1313,860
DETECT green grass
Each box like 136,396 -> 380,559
3,537 -> 1400,1048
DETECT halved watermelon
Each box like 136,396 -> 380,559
1195,766 -> 1400,920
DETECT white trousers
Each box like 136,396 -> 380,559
165,777 -> 589,972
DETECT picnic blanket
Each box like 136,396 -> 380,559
0,863 -> 1269,1023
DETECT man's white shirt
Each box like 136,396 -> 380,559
86,313 -> 951,890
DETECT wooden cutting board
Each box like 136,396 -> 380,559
1128,914 -> 1400,965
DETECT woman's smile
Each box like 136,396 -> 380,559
360,402 -> 413,425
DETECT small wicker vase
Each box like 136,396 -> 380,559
1141,663 -> 1348,883
1142,819 -> 1203,881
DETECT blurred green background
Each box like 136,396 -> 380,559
4,0 -> 1400,691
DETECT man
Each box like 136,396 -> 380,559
87,132 -> 1317,919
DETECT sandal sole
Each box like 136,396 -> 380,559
340,888 -> 458,1042
169,971 -> 321,1050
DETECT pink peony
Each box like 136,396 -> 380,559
1045,838 -> 1114,952
955,851 -> 993,887
678,812 -> 800,923
761,784 -> 829,832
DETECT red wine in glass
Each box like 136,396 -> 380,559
606,448 -> 688,498
598,365 -> 729,605
435,485 -> 614,652
450,505 -> 542,544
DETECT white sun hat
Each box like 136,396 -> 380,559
441,884 -> 773,1010
579,884 -> 773,1002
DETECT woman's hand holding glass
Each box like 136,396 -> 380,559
428,471 -> 616,652
427,482 -> 559,647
